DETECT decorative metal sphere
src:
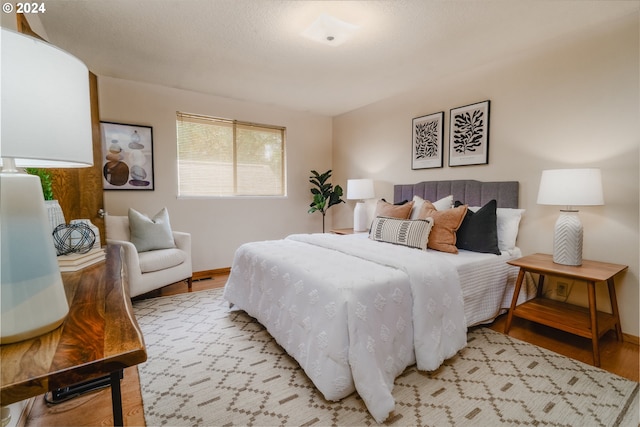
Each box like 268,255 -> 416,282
52,223 -> 96,256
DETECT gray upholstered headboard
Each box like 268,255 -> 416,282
394,180 -> 519,208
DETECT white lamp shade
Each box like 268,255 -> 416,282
537,168 -> 604,207
1,28 -> 93,168
347,179 -> 374,200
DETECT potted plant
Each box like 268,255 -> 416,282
25,168 -> 66,234
308,169 -> 344,233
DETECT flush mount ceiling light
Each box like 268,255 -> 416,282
301,13 -> 359,46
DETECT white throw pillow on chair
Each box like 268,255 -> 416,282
128,207 -> 176,252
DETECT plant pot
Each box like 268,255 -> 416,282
45,200 -> 66,236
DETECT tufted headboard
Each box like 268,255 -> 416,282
394,180 -> 519,208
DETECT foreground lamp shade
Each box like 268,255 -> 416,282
537,168 -> 604,266
347,179 -> 374,232
1,28 -> 93,344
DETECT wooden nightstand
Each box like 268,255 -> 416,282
504,253 -> 627,367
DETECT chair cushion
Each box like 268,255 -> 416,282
138,248 -> 187,273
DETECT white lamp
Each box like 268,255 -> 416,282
537,168 -> 604,266
1,28 -> 93,344
347,179 -> 374,232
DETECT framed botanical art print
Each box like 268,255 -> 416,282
449,100 -> 490,166
100,122 -> 154,190
412,111 -> 444,169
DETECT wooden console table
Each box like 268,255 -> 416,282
0,245 -> 147,426
504,253 -> 627,367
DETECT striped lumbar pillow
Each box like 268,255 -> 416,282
369,216 -> 434,250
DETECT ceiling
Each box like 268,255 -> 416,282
36,0 -> 638,117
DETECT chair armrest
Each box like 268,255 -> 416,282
172,231 -> 191,256
106,239 -> 142,276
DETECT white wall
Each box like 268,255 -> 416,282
332,14 -> 639,337
98,77 -> 333,272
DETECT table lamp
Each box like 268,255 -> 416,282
347,179 -> 374,232
1,28 -> 93,344
536,168 -> 604,266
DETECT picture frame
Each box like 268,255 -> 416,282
100,122 -> 154,190
449,100 -> 490,167
411,111 -> 444,169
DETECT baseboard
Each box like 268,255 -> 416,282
623,333 -> 639,345
193,267 -> 231,281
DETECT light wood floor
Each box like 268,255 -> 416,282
24,273 -> 638,426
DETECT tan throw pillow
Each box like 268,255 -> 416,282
374,200 -> 414,219
410,195 -> 453,219
417,201 -> 467,253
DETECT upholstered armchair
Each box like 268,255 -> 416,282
105,210 -> 192,298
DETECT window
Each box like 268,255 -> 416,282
177,112 -> 286,197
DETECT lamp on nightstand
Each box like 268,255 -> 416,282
347,179 -> 374,232
537,168 -> 604,266
1,28 -> 93,343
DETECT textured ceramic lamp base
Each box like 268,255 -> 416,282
353,202 -> 369,232
553,210 -> 583,266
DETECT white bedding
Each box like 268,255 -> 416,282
223,233 -> 524,422
340,234 -> 533,327
428,245 -> 527,326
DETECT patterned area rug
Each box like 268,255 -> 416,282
133,289 -> 639,426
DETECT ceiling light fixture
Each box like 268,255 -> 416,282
301,13 -> 359,46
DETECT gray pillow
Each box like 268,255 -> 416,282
128,207 -> 176,252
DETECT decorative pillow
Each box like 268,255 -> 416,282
128,207 -> 176,253
369,216 -> 434,251
416,201 -> 467,253
454,200 -> 501,255
374,199 -> 414,219
497,208 -> 525,251
381,199 -> 409,205
410,195 -> 453,219
468,206 -> 525,251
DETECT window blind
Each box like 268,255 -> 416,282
177,112 -> 286,197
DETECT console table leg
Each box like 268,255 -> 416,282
504,268 -> 525,334
110,371 -> 124,426
607,278 -> 623,341
587,281 -> 600,367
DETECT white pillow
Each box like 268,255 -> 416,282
469,206 -> 525,251
128,207 -> 176,252
410,194 -> 453,219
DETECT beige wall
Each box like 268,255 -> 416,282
98,77 -> 333,272
332,14 -> 639,337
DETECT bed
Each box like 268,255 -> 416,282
223,180 -> 533,423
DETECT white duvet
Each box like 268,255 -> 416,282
223,233 -> 467,423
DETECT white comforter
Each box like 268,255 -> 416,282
223,233 -> 467,423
